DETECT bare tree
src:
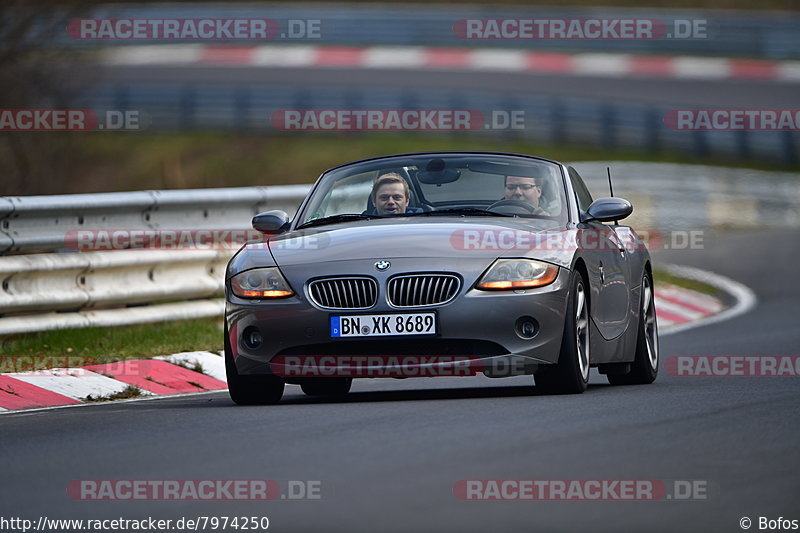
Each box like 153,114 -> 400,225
0,1 -> 91,195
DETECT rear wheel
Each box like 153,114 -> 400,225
607,273 -> 659,385
534,271 -> 590,394
224,326 -> 284,405
300,378 -> 353,396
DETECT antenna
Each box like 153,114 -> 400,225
607,167 -> 619,226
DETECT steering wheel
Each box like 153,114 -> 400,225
487,199 -> 537,215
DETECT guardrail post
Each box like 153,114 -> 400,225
692,130 -> 709,158
180,86 -> 195,130
781,131 -> 797,167
601,103 -> 616,150
234,87 -> 250,131
114,84 -> 129,113
550,98 -> 565,145
645,107 -> 660,155
735,131 -> 751,162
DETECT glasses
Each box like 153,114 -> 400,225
505,184 -> 539,191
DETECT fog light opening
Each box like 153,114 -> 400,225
242,326 -> 263,350
515,317 -> 539,340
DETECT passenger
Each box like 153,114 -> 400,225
504,175 -> 551,216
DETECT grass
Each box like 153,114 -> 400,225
171,360 -> 206,375
653,269 -> 722,298
85,385 -> 145,403
0,317 -> 224,370
2,132 -> 796,196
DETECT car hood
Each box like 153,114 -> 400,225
262,218 -> 576,268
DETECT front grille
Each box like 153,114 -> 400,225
387,274 -> 461,307
308,277 -> 377,309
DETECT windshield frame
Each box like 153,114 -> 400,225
292,151 -> 573,230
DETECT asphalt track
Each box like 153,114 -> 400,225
92,65 -> 800,107
1,227 -> 798,533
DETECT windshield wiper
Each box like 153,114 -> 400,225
296,213 -> 385,230
407,207 -> 512,217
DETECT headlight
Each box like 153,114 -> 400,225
476,259 -> 559,290
230,267 -> 294,298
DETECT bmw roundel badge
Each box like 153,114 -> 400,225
375,260 -> 391,271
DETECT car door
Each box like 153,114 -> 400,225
568,167 -> 631,340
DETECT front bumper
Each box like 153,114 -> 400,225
226,263 -> 571,377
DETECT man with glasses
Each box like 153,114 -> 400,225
504,175 -> 550,215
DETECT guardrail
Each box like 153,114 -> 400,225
0,185 -> 309,335
82,84 -> 800,166
0,185 -> 310,254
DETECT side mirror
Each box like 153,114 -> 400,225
585,197 -> 632,223
252,210 -> 290,234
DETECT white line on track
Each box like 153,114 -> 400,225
658,263 -> 757,336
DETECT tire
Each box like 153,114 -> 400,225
607,273 -> 659,385
300,378 -> 353,396
224,325 -> 284,405
534,271 -> 590,394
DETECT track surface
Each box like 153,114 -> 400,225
2,228 -> 798,532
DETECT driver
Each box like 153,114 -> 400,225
371,173 -> 421,215
504,175 -> 550,216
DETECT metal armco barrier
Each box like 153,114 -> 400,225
0,185 -> 310,254
0,185 -> 310,335
82,85 -> 800,166
0,249 -> 230,314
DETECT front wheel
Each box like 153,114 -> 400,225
607,273 -> 659,385
534,271 -> 590,394
224,326 -> 284,405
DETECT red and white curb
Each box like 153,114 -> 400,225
656,263 -> 756,335
0,265 -> 754,412
0,351 -> 226,412
655,284 -> 723,329
101,44 -> 800,82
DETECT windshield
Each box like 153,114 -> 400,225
297,154 -> 569,228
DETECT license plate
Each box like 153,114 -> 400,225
330,313 -> 436,338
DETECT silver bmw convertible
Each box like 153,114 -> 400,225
224,152 -> 658,404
